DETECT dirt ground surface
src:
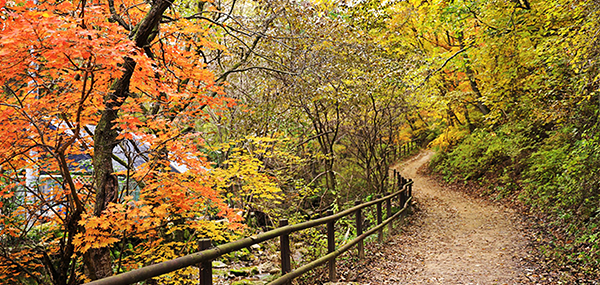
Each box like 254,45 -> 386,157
348,150 -> 537,285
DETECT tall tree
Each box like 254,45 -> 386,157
0,0 -> 244,283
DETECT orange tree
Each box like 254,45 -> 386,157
0,0 -> 245,284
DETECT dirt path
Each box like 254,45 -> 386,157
352,150 -> 533,284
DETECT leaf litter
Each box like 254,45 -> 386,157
333,151 -> 562,285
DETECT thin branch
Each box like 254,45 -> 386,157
0,253 -> 44,284
466,5 -> 499,31
219,66 -> 296,77
107,0 -> 131,30
416,46 -> 470,89
296,131 -> 335,146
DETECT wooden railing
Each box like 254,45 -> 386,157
398,139 -> 418,158
86,144 -> 418,285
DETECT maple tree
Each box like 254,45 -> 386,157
0,0 -> 251,283
1,0 -> 350,281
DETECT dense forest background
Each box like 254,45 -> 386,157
0,0 -> 599,283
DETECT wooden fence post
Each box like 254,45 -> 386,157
279,218 -> 291,284
400,186 -> 406,208
397,173 -> 404,206
409,179 -> 413,198
355,200 -> 364,259
327,210 -> 336,282
385,192 -> 392,233
199,239 -> 212,285
376,194 -> 383,242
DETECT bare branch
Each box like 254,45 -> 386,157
416,46 -> 470,89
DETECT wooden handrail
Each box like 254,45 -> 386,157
86,162 -> 416,285
268,196 -> 413,285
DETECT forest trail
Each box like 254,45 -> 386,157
352,150 -> 533,284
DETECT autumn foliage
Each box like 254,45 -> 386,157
0,0 -> 247,283
0,0 -> 424,280
4,0 -> 599,282
376,0 -> 600,278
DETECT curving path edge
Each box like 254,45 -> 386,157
353,150 -> 532,284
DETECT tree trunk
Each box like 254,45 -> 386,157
85,0 -> 173,279
459,39 -> 491,115
447,106 -> 462,126
463,103 -> 475,132
464,64 -> 491,115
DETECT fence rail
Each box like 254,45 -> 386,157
86,142 -> 417,285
